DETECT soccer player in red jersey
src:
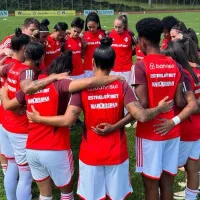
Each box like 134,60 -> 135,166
43,22 -> 68,69
26,38 -> 174,200
83,12 -> 106,78
0,29 -> 30,200
162,41 -> 200,200
161,16 -> 179,50
64,17 -> 85,79
109,15 -> 134,85
0,18 -> 40,56
133,18 -> 198,200
1,50 -> 127,200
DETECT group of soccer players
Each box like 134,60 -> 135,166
0,11 -> 199,200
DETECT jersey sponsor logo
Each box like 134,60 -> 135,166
150,73 -> 176,78
7,84 -> 16,92
7,77 -> 17,84
152,81 -> 174,87
91,102 -> 118,109
149,63 -> 175,70
35,88 -> 50,94
72,50 -> 81,54
87,41 -> 100,45
28,96 -> 50,104
46,48 -> 60,54
88,84 -> 118,91
88,94 -> 119,100
112,44 -> 128,48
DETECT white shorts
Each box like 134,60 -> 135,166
84,70 -> 94,78
178,140 -> 200,167
26,149 -> 74,188
77,159 -> 133,200
110,70 -> 132,86
71,74 -> 85,80
1,127 -> 14,159
136,137 -> 180,179
7,131 -> 28,165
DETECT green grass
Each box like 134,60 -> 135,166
0,12 -> 199,199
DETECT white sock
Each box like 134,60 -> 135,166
16,165 -> 33,200
60,192 -> 74,200
40,195 -> 53,200
185,187 -> 198,200
4,159 -> 18,200
198,171 -> 200,189
1,163 -> 7,175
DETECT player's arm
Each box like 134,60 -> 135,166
155,90 -> 198,135
27,92 -> 82,127
68,75 -> 125,93
1,87 -> 24,110
20,70 -> 69,94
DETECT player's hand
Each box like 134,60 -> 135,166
189,62 -> 197,68
3,48 -> 13,57
27,105 -> 41,123
154,118 -> 175,136
91,123 -> 114,136
117,75 -> 126,82
158,96 -> 174,113
0,55 -> 8,66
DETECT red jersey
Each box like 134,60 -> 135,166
136,45 -> 144,61
109,29 -> 133,72
44,35 -> 61,68
0,35 -> 13,49
2,63 -> 30,133
0,57 -> 20,124
136,54 -> 181,141
80,81 -> 129,165
24,75 -> 71,150
65,37 -> 84,76
161,38 -> 169,50
83,30 -> 105,71
179,69 -> 200,141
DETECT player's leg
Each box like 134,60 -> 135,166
161,137 -> 180,200
8,132 -> 32,200
105,159 -> 133,200
0,124 -> 7,175
136,137 -> 163,200
77,160 -> 106,200
26,149 -> 52,199
1,127 -> 18,200
42,150 -> 75,200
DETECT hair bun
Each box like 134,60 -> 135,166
15,28 -> 22,36
100,37 -> 113,46
41,19 -> 50,26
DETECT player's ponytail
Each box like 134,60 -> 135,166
40,19 -> 50,32
11,28 -> 30,51
116,15 -> 128,30
93,37 -> 115,71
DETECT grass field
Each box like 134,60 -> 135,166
0,12 -> 199,200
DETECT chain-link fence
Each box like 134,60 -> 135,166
0,0 -> 200,12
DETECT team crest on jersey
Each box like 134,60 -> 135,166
68,44 -> 71,47
56,41 -> 59,45
79,42 -> 82,47
98,34 -> 103,39
87,37 -> 90,40
124,37 -> 128,42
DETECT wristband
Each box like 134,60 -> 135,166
172,116 -> 181,125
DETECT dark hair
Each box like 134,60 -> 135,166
93,37 -> 115,71
48,51 -> 73,75
40,19 -> 50,32
162,41 -> 199,84
162,16 -> 179,32
25,42 -> 45,66
23,18 -> 40,29
136,18 -> 163,45
54,22 -> 68,31
11,28 -> 30,51
115,14 -> 128,30
188,28 -> 200,51
85,12 -> 101,31
171,21 -> 187,34
71,17 -> 84,30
